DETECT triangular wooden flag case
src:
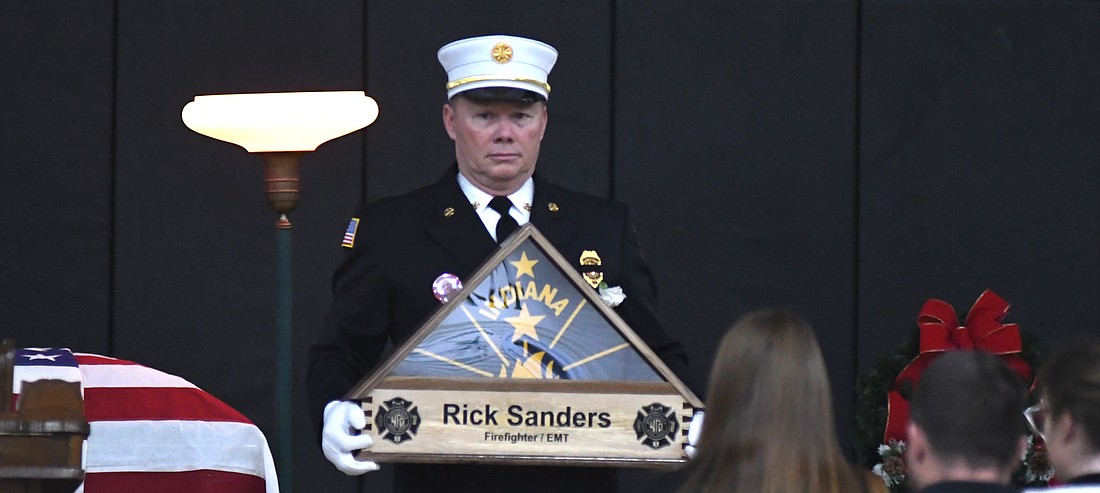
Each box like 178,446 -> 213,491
345,224 -> 703,467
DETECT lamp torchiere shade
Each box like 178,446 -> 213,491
182,91 -> 379,221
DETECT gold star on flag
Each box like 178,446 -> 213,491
510,251 -> 539,279
505,303 -> 544,342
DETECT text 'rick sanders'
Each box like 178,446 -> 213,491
442,403 -> 612,428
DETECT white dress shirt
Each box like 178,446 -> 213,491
457,173 -> 533,242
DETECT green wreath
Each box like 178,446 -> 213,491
853,328 -> 1052,491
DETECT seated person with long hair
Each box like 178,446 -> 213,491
679,308 -> 886,493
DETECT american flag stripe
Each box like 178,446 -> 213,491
73,353 -> 140,366
82,470 -> 266,493
12,348 -> 279,493
85,420 -> 273,474
11,366 -> 83,394
78,362 -> 194,388
84,387 -> 251,423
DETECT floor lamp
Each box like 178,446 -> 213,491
182,91 -> 379,493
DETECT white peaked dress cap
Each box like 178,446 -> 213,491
437,35 -> 558,100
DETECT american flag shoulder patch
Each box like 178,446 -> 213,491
341,217 -> 360,248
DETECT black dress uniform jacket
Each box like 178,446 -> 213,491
307,165 -> 693,492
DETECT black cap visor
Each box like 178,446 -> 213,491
453,87 -> 545,104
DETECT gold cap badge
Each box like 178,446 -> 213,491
579,250 -> 603,288
443,207 -> 455,217
491,42 -> 513,63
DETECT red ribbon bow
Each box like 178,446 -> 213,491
882,289 -> 1033,444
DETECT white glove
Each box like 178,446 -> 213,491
322,400 -> 380,475
684,411 -> 704,459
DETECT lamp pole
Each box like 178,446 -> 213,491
263,151 -> 303,493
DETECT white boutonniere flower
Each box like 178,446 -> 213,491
597,282 -> 625,308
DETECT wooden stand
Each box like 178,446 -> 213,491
0,340 -> 89,493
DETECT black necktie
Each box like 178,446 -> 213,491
488,196 -> 518,244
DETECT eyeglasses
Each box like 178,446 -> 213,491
1024,402 -> 1048,441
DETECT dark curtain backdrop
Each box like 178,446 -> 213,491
3,1 -> 1098,492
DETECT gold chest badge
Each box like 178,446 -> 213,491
579,250 -> 603,288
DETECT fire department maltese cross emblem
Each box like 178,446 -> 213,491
375,397 -> 421,444
633,402 -> 679,449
